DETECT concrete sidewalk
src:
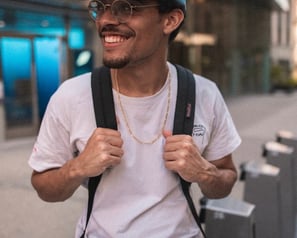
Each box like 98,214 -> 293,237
0,138 -> 87,238
227,91 -> 297,203
1,91 -> 297,237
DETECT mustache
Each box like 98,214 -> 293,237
99,25 -> 134,37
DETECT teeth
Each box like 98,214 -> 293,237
105,35 -> 125,43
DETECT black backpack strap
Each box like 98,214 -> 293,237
91,66 -> 117,130
80,66 -> 116,238
173,64 -> 196,135
174,64 -> 206,238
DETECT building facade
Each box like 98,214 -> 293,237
169,0 -> 292,95
0,0 -> 99,140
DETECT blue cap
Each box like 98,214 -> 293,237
177,0 -> 187,11
177,0 -> 186,6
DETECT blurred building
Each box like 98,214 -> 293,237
0,0 -> 294,140
291,0 -> 297,78
0,0 -> 96,140
170,0 -> 292,95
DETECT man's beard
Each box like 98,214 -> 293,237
103,56 -> 130,69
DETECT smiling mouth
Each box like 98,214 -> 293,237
104,35 -> 127,43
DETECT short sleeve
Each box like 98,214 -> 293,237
202,89 -> 241,161
28,91 -> 74,172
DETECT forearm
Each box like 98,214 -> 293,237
196,162 -> 237,199
31,159 -> 85,202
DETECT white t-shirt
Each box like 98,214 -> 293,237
29,63 -> 241,238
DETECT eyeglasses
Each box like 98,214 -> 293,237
88,0 -> 160,23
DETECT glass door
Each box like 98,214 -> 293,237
0,35 -> 61,139
34,37 -> 61,119
0,36 -> 38,138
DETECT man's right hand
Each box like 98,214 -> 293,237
31,128 -> 123,202
76,128 -> 124,178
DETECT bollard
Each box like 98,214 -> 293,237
276,130 -> 297,149
240,160 -> 281,238
276,130 -> 297,213
200,196 -> 255,238
263,141 -> 295,238
276,130 -> 297,238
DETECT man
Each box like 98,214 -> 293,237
29,0 -> 241,237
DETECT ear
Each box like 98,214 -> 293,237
163,9 -> 184,35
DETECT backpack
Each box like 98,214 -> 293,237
80,65 -> 206,238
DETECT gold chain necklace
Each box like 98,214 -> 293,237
114,69 -> 171,145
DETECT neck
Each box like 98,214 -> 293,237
111,62 -> 169,97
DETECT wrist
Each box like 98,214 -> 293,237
66,158 -> 86,184
196,162 -> 218,185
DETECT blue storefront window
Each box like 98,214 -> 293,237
1,37 -> 33,126
69,28 -> 85,49
34,37 -> 61,119
0,8 -> 87,126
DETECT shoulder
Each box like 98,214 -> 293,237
46,72 -> 92,119
192,74 -> 228,120
169,63 -> 222,107
49,72 -> 92,106
55,72 -> 92,100
169,63 -> 219,96
193,74 -> 219,98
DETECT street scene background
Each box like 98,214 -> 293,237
1,0 -> 297,237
